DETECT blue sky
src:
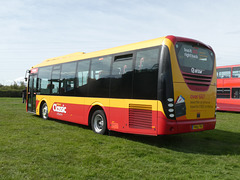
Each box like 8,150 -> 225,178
0,0 -> 240,85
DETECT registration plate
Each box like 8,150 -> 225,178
192,124 -> 203,130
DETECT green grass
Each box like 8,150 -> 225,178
0,98 -> 239,179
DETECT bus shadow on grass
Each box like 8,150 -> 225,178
109,130 -> 240,155
39,116 -> 240,155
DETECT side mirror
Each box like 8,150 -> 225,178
24,70 -> 30,82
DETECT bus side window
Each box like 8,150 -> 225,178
133,48 -> 159,99
217,88 -> 230,98
110,54 -> 133,98
217,68 -> 231,79
88,56 -> 111,97
76,60 -> 90,97
112,54 -> 133,76
60,62 -> 77,96
232,67 -> 240,78
232,88 -> 240,98
38,66 -> 52,95
51,65 -> 61,95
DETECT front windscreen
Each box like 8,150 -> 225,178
175,42 -> 214,75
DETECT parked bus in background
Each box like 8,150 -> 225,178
26,35 -> 216,135
217,64 -> 240,111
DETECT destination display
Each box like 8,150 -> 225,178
175,42 -> 214,75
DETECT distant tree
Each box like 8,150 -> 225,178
20,81 -> 26,89
0,82 -> 26,97
11,81 -> 18,89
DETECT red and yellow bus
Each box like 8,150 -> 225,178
27,35 -> 216,135
217,64 -> 240,111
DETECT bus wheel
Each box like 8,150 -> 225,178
91,110 -> 107,135
41,102 -> 49,120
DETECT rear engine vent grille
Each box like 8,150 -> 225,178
182,73 -> 212,91
129,104 -> 152,129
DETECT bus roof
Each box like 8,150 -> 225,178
217,64 -> 240,69
32,36 -> 166,68
32,35 -> 211,69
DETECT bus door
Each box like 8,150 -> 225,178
27,74 -> 37,112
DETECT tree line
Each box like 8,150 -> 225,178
0,82 -> 26,97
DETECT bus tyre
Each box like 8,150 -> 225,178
91,110 -> 107,135
41,102 -> 49,120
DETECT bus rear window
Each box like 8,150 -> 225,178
175,42 -> 214,75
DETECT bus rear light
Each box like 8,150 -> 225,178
168,108 -> 174,112
167,98 -> 173,102
168,103 -> 173,107
169,114 -> 175,118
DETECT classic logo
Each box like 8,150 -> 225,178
53,104 -> 67,113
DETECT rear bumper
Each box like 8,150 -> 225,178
158,115 -> 216,135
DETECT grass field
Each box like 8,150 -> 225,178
0,98 -> 239,179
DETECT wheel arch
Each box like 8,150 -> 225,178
88,103 -> 108,128
39,99 -> 48,117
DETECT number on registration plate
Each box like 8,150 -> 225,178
192,124 -> 203,130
